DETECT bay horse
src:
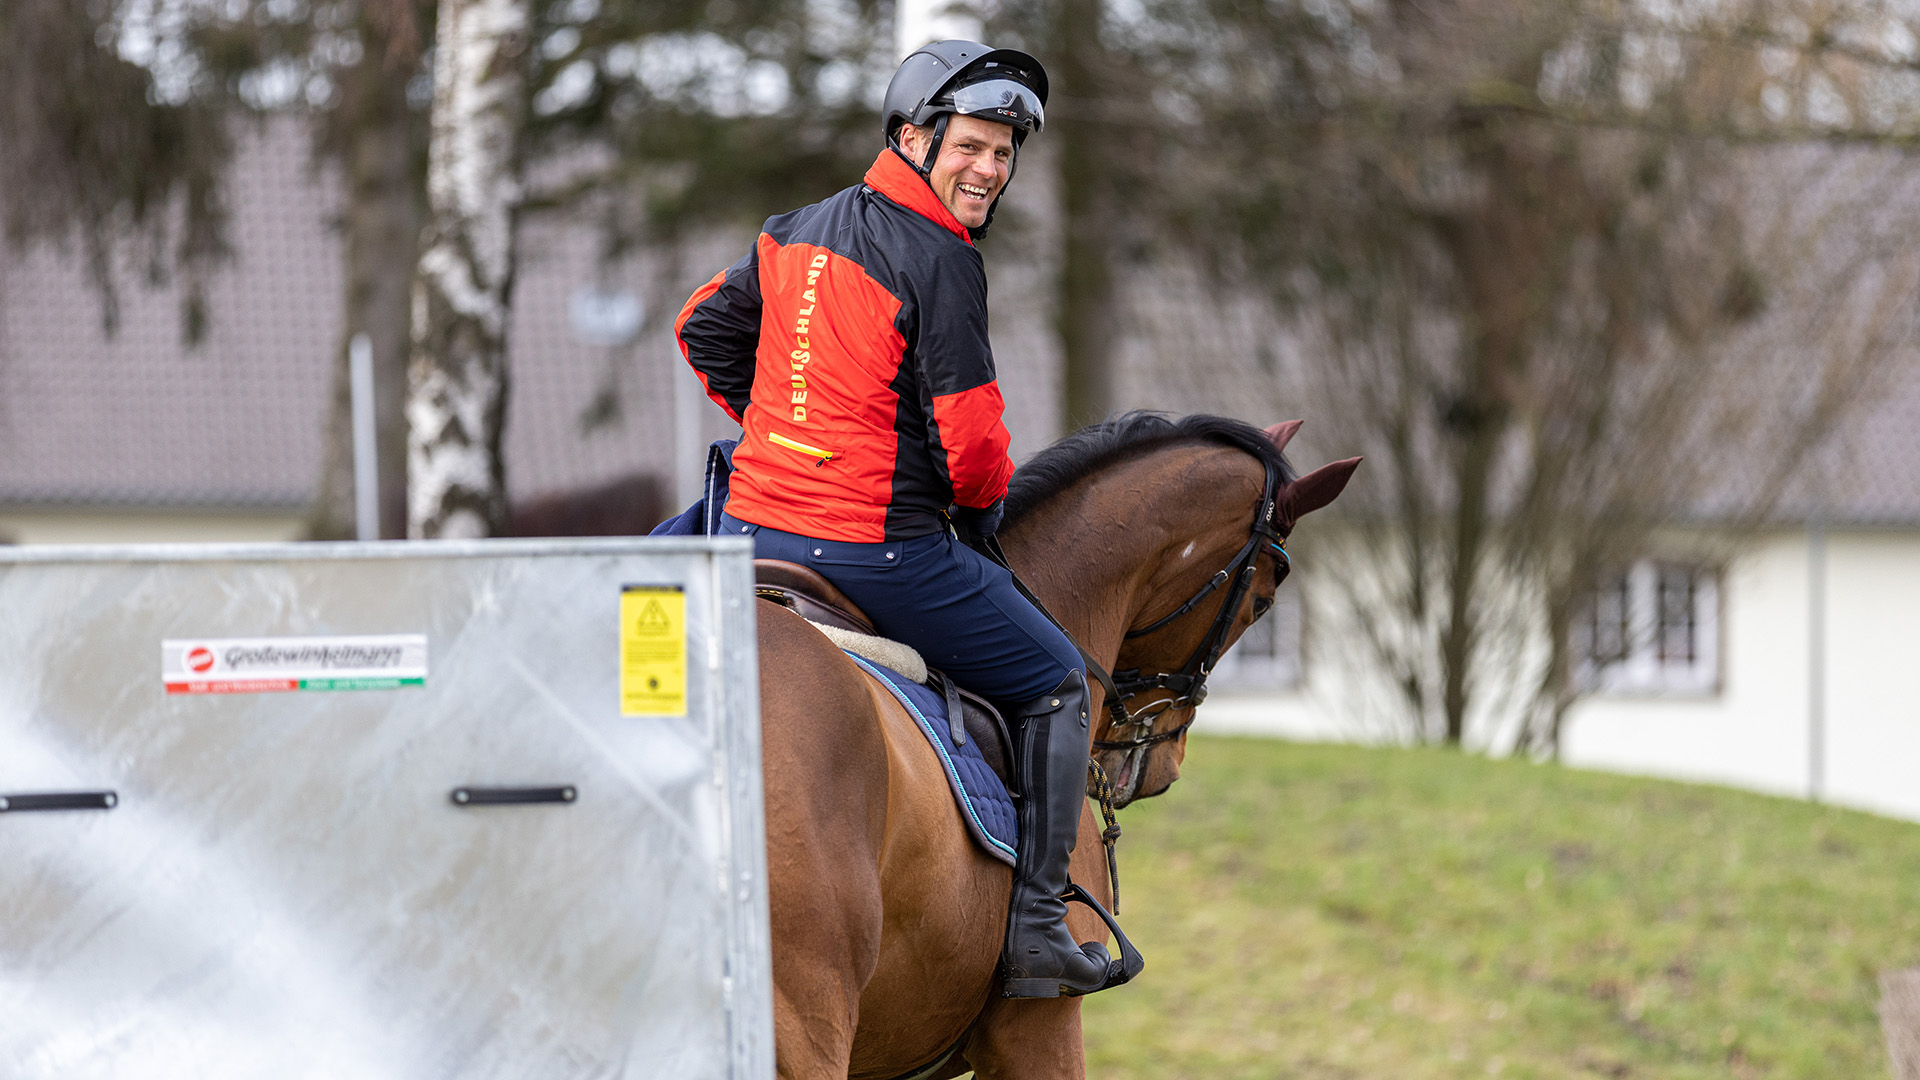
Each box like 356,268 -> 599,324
756,412 -> 1359,1079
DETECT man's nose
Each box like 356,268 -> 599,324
969,155 -> 1004,186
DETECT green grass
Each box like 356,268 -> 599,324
1077,737 -> 1920,1079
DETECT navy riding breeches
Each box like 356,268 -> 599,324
722,512 -> 1081,704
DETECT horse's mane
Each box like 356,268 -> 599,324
1003,412 -> 1297,527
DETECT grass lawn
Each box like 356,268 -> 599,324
1077,737 -> 1920,1079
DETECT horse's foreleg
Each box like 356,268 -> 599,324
760,612 -> 892,1079
960,995 -> 1086,1080
957,806 -> 1115,1079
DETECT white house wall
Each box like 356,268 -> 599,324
0,509 -> 306,545
1566,527 -> 1920,822
1819,529 -> 1920,821
1562,531 -> 1814,801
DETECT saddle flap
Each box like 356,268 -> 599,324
754,560 -> 877,636
953,682 -> 1013,790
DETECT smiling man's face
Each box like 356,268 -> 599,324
898,114 -> 1016,230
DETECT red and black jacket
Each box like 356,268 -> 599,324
674,148 -> 1014,542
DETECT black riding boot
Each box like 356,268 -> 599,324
1000,671 -> 1145,998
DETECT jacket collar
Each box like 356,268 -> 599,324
864,148 -> 973,245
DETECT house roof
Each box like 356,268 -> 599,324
3,120 -> 1916,528
1813,361 -> 1920,526
0,119 -> 720,512
0,120 -> 339,508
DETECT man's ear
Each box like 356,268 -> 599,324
897,122 -> 929,161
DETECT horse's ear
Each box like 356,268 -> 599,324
1278,456 -> 1362,525
1264,420 -> 1304,454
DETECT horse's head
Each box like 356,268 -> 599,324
1087,419 -> 1360,807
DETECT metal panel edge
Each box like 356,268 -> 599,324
712,545 -> 773,1078
0,537 -> 755,565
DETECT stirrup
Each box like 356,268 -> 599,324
1001,883 -> 1146,998
1060,882 -> 1145,991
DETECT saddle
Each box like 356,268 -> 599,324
755,560 -> 1014,788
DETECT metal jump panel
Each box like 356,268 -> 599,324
0,538 -> 769,1080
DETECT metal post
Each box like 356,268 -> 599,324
1808,514 -> 1827,802
675,355 -> 706,513
349,333 -> 380,541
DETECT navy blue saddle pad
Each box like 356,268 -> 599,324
844,654 -> 1018,866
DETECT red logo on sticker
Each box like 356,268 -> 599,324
186,647 -> 215,673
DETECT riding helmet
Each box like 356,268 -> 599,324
883,40 -> 1049,145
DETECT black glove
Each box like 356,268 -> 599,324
954,499 -> 1005,541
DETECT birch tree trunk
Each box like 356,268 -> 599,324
406,0 -> 527,539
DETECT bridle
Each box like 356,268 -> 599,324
1088,454 -> 1289,753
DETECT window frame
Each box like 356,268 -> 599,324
1572,559 -> 1723,697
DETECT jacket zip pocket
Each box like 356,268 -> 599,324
768,431 -> 834,467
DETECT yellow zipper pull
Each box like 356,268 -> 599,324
769,431 -> 835,465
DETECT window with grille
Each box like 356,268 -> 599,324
1572,561 -> 1720,695
1208,587 -> 1303,690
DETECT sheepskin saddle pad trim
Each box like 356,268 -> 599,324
813,622 -> 928,682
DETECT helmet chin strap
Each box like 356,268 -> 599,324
916,114 -> 950,177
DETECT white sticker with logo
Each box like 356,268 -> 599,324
162,635 -> 429,695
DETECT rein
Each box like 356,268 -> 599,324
980,451 -> 1290,911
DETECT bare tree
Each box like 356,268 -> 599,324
1131,0 -> 1920,748
991,0 -> 1158,431
0,0 -> 233,340
1045,0 -> 1124,430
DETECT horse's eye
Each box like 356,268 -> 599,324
1251,597 -> 1274,619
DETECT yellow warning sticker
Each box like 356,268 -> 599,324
620,584 -> 687,716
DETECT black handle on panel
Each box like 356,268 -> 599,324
0,790 -> 118,813
450,785 -> 577,807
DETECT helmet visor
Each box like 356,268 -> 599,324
946,78 -> 1045,133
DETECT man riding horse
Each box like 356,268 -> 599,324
674,41 -> 1130,999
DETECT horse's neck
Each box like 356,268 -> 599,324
999,514 -> 1138,668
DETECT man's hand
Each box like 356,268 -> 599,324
954,498 -> 1005,540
